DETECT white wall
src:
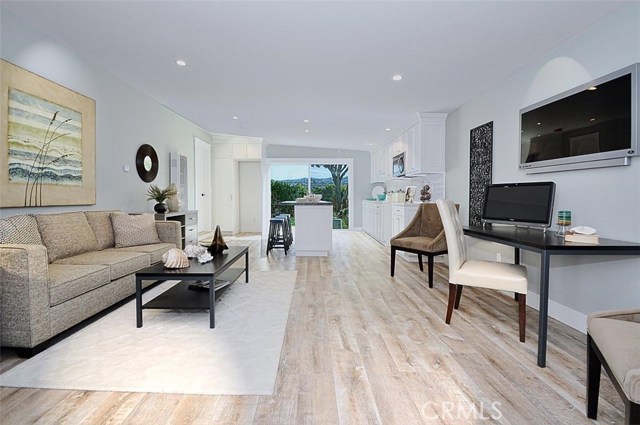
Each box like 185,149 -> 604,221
265,144 -> 370,227
445,3 -> 640,331
0,9 -> 212,217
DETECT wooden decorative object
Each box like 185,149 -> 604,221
207,225 -> 228,255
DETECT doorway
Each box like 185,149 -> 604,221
194,137 -> 212,233
238,161 -> 262,233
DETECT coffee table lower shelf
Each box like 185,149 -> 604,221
143,268 -> 245,310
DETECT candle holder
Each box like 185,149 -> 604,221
556,210 -> 572,237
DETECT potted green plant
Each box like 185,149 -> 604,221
146,184 -> 178,213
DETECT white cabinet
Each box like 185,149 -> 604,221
407,113 -> 447,174
391,204 -> 420,262
371,147 -> 391,182
362,201 -> 392,245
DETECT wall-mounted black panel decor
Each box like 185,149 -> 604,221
469,122 -> 493,226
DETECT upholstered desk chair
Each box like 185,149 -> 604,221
436,199 -> 529,342
390,203 -> 448,288
587,308 -> 640,425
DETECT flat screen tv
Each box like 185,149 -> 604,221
520,63 -> 638,173
482,182 -> 556,228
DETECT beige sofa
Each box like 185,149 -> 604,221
0,211 -> 181,356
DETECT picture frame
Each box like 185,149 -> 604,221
0,60 -> 96,207
405,185 -> 416,203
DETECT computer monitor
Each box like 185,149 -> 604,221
482,182 -> 556,228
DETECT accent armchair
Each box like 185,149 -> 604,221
587,308 -> 640,425
436,199 -> 529,342
390,203 -> 448,288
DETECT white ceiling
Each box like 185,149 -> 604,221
2,1 -> 628,152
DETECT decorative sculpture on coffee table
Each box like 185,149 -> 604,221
420,184 -> 432,202
162,248 -> 189,268
207,225 -> 228,255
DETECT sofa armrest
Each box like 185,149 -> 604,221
0,244 -> 51,348
155,220 -> 182,248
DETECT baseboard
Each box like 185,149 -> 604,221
526,291 -> 587,334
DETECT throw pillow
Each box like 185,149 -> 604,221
0,214 -> 43,245
85,211 -> 121,250
111,213 -> 161,248
35,212 -> 99,262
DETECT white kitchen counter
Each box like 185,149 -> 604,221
292,203 -> 333,256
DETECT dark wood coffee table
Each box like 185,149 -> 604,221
135,246 -> 249,328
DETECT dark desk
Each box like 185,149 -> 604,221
463,225 -> 640,367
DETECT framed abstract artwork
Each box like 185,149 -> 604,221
0,60 -> 96,207
469,121 -> 493,226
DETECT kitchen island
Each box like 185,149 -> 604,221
281,201 -> 333,256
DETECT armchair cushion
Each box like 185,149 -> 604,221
35,212 -> 99,262
588,310 -> 640,402
452,259 -> 528,294
391,236 -> 446,253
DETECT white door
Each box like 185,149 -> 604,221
238,161 -> 262,233
194,137 -> 212,233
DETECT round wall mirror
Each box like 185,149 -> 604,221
135,144 -> 158,182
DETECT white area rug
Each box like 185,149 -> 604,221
0,271 -> 296,395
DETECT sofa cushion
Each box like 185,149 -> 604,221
54,250 -> 150,280
48,264 -> 111,306
105,243 -> 175,264
0,214 -> 43,245
85,211 -> 121,250
35,212 -> 99,263
110,214 -> 161,248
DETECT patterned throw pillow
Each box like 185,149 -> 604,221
0,214 -> 43,245
85,211 -> 121,250
35,212 -> 99,262
110,213 -> 161,248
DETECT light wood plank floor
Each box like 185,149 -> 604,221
1,231 -> 625,424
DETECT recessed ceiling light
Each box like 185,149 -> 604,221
232,116 -> 239,120
587,86 -> 597,91
590,118 -> 596,121
368,143 -> 373,146
537,122 -> 541,126
175,59 -> 187,67
392,74 -> 403,81
304,129 -> 310,133
303,119 -> 310,123
385,128 -> 391,131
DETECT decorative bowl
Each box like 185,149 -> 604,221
377,193 -> 386,201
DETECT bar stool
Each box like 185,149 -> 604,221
275,213 -> 293,248
267,217 -> 288,254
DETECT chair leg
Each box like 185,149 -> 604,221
418,254 -> 424,272
446,283 -> 457,324
427,255 -> 434,288
587,333 -> 602,420
518,293 -> 526,343
391,247 -> 396,277
627,401 -> 640,425
454,285 -> 463,309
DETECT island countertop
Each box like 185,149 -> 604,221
280,201 -> 333,206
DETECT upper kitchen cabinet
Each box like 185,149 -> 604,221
407,113 -> 447,174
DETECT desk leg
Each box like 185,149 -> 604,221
136,276 -> 143,327
537,250 -> 550,367
245,251 -> 249,283
209,275 -> 215,329
514,248 -> 521,301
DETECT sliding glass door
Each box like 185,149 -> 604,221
269,161 -> 350,229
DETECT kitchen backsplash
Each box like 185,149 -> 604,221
385,173 -> 445,202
